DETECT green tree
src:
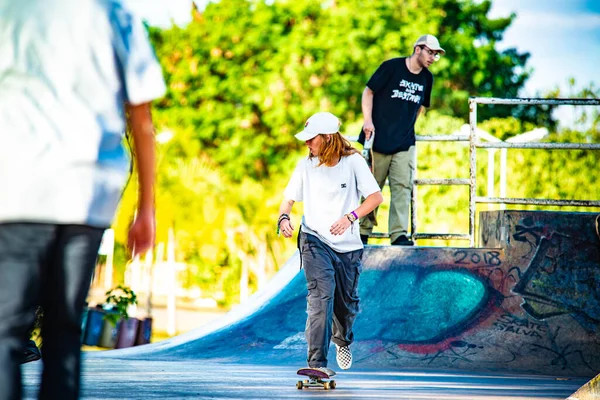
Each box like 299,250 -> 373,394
109,2 -> 599,309
149,0 -> 540,181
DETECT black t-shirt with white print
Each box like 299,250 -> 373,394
360,57 -> 433,155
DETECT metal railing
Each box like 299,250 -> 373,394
409,133 -> 472,242
461,97 -> 600,246
368,97 -> 600,245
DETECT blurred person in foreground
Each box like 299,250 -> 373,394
0,0 -> 165,398
358,34 -> 445,246
278,112 -> 383,375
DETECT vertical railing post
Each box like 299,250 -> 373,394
487,149 -> 495,202
468,98 -> 477,247
500,148 -> 507,210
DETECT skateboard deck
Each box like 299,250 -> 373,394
296,368 -> 337,390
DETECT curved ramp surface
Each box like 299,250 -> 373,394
27,209 -> 600,399
94,243 -> 600,379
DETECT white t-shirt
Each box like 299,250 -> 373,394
0,0 -> 166,227
284,152 -> 381,253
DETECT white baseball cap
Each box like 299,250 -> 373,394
295,112 -> 341,141
414,34 -> 445,54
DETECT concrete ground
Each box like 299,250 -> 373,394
22,358 -> 586,400
22,222 -> 600,400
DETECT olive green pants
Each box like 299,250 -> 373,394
360,146 -> 415,243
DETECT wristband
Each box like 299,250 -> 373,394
351,211 -> 359,221
277,214 -> 290,226
346,213 -> 357,223
277,214 -> 290,235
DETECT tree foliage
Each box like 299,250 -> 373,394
108,1 -> 599,309
149,0 -> 539,181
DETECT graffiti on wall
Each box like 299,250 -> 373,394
512,219 -> 600,334
374,215 -> 600,374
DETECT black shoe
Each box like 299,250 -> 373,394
360,234 -> 369,245
391,235 -> 414,246
22,340 -> 41,364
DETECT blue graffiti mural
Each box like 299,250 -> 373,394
356,266 -> 503,344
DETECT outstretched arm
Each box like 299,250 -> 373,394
126,102 -> 156,256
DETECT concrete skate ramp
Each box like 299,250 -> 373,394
95,211 -> 600,379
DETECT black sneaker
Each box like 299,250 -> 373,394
391,235 -> 414,246
360,234 -> 369,245
22,340 -> 41,364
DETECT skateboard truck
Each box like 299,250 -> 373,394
296,368 -> 337,390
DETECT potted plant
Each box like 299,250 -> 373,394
82,304 -> 105,346
98,285 -> 138,348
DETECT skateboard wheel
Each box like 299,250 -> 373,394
330,380 -> 336,389
323,381 -> 330,390
296,381 -> 303,390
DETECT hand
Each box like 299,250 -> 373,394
330,215 -> 352,236
128,208 -> 155,257
280,219 -> 295,238
363,122 -> 375,140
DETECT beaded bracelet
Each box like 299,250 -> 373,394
277,214 -> 290,235
278,213 -> 290,225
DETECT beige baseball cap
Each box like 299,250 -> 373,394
295,112 -> 341,141
414,34 -> 445,54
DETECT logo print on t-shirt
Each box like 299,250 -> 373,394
341,183 -> 347,189
391,79 -> 423,104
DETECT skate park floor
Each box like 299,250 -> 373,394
21,224 -> 600,400
22,358 -> 587,399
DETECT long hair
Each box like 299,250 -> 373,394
310,132 -> 358,167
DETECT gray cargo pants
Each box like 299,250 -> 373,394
299,231 -> 363,368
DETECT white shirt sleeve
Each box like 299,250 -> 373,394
351,153 -> 381,198
283,157 -> 306,202
110,1 -> 166,105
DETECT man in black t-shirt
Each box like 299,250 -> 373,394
359,34 -> 445,245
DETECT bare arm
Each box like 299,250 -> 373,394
330,191 -> 383,236
126,102 -> 156,256
417,106 -> 426,119
361,87 -> 375,140
278,199 -> 295,238
356,191 -> 383,217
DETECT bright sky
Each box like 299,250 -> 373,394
127,0 -> 600,126
489,0 -> 600,96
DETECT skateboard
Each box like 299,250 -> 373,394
296,368 -> 337,390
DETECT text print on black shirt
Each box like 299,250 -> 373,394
391,79 -> 424,104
